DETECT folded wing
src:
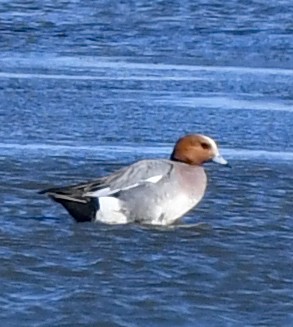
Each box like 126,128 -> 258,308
40,159 -> 173,201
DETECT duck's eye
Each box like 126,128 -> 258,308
200,142 -> 211,150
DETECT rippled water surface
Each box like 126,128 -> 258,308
0,0 -> 292,326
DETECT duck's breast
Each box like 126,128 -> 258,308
116,163 -> 207,225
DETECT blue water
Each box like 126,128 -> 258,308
0,0 -> 292,326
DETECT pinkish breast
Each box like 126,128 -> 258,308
175,163 -> 207,199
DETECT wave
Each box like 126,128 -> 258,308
1,56 -> 293,76
0,72 -> 205,81
154,96 -> 293,112
1,142 -> 293,161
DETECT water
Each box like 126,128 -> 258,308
0,0 -> 292,326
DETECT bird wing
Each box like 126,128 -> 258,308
40,159 -> 174,201
85,159 -> 173,197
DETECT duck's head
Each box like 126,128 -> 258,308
170,134 -> 228,166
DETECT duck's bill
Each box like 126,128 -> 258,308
212,154 -> 229,166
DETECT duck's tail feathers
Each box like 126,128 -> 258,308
39,186 -> 99,223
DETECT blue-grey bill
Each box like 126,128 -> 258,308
212,154 -> 228,165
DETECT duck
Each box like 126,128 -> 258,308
40,134 -> 228,225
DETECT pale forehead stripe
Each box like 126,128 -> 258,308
200,135 -> 219,153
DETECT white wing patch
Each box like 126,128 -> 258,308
86,187 -> 111,197
85,174 -> 163,198
145,175 -> 163,184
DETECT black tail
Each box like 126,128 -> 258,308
39,186 -> 99,223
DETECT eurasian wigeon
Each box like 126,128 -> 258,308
40,134 -> 228,225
